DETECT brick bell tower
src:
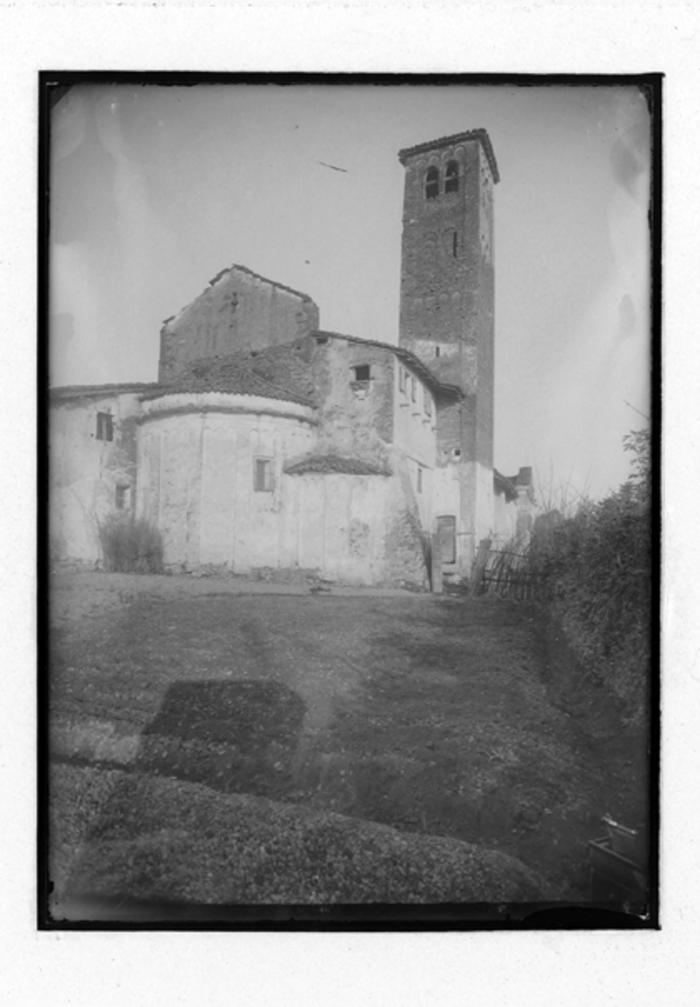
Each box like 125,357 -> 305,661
398,129 -> 499,574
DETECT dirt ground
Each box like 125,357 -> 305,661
48,571 -> 649,907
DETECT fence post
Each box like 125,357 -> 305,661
430,532 -> 442,593
470,538 -> 492,597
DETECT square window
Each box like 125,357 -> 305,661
96,412 -> 113,441
254,458 -> 274,492
352,364 -> 371,382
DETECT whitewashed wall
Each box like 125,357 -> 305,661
50,391 -> 141,562
137,393 -> 316,571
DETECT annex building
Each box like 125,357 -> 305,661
50,129 -> 535,588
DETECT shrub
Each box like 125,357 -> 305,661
98,516 -> 164,574
527,429 -> 652,727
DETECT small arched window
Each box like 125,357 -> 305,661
445,160 -> 460,194
425,166 -> 439,200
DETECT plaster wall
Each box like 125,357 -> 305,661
50,391 -> 141,562
392,358 -> 437,468
493,488 -> 536,546
137,395 -> 316,570
291,473 -> 389,583
310,338 -> 394,465
432,458 -> 494,577
494,490 -> 518,544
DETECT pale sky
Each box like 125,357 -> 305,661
50,82 -> 651,500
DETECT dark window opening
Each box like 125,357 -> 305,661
411,377 -> 417,403
453,448 -> 462,459
435,347 -> 441,358
417,467 -> 423,493
352,364 -> 371,382
452,231 -> 458,257
424,391 -> 432,417
315,336 -> 329,345
254,458 -> 274,492
445,160 -> 460,194
96,412 -> 113,442
425,166 -> 439,200
399,367 -> 407,392
115,485 -> 128,510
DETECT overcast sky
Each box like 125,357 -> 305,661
50,82 -> 651,500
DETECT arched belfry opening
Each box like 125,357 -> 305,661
445,160 -> 460,193
425,166 -> 439,200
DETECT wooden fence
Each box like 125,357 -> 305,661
479,546 -> 546,601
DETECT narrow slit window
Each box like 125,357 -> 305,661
96,412 -> 113,442
425,166 -> 439,200
452,231 -> 458,257
424,390 -> 432,417
399,367 -> 407,393
417,466 -> 423,494
435,347 -> 441,358
115,485 -> 128,510
352,364 -> 371,382
254,458 -> 274,492
445,160 -> 460,194
411,377 -> 417,403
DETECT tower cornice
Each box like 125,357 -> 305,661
398,128 -> 499,183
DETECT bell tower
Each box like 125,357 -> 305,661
398,129 -> 499,572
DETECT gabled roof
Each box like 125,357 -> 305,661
162,263 -> 316,326
312,330 -> 463,399
493,469 -> 518,502
398,128 -> 499,183
141,353 -> 314,407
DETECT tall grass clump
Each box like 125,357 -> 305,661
98,515 -> 164,574
527,429 -> 652,727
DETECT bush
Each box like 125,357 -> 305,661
527,429 -> 652,727
98,516 -> 164,575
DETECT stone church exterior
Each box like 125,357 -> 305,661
50,129 -> 535,587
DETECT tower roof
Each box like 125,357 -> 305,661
398,128 -> 499,183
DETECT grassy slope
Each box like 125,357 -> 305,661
49,574 -> 647,904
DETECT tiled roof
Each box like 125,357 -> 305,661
506,466 -> 533,488
285,454 -> 391,476
49,382 -> 159,401
242,344 -> 316,401
141,353 -> 314,407
398,128 -> 500,183
312,330 -> 463,399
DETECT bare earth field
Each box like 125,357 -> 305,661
47,572 -> 648,915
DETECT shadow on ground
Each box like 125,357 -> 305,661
136,680 -> 307,799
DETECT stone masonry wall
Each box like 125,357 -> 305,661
398,136 -> 495,470
159,267 -> 320,383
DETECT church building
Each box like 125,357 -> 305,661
50,129 -> 535,587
